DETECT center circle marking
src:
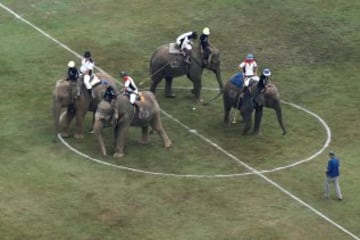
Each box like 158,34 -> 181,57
58,90 -> 331,178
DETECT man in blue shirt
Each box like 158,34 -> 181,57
324,151 -> 343,200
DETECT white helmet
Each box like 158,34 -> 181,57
263,68 -> 271,77
202,27 -> 210,35
67,60 -> 75,68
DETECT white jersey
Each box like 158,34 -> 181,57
80,58 -> 94,74
176,32 -> 193,50
239,61 -> 257,77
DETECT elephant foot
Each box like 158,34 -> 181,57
60,132 -> 71,138
113,152 -> 124,158
242,129 -> 251,135
74,133 -> 84,139
164,141 -> 172,148
138,139 -> 149,144
252,130 -> 262,136
165,93 -> 176,98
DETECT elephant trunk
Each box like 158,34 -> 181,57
93,119 -> 107,156
53,96 -> 62,142
275,106 -> 287,135
214,67 -> 224,91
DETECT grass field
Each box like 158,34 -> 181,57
0,0 -> 360,239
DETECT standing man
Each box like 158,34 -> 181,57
324,151 -> 343,201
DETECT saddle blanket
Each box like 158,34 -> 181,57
169,42 -> 182,54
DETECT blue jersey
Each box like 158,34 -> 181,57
327,157 -> 340,177
230,72 -> 244,88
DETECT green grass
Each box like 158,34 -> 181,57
0,0 -> 360,239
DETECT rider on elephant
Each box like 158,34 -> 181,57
258,68 -> 271,92
120,71 -> 139,106
80,51 -> 97,98
66,60 -> 80,97
238,53 -> 259,87
199,27 -> 213,66
176,31 -> 198,64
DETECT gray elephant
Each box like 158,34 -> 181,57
223,73 -> 287,135
52,72 -> 120,141
149,42 -> 224,102
93,91 -> 172,158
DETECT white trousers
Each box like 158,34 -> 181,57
83,75 -> 92,89
324,176 -> 342,199
129,93 -> 137,104
244,76 -> 260,87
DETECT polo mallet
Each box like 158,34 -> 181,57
232,111 -> 238,124
202,91 -> 222,106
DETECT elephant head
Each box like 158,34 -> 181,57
149,43 -> 223,103
93,91 -> 172,158
52,79 -> 77,141
223,78 -> 286,135
253,83 -> 287,135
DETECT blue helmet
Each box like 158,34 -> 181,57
263,68 -> 271,76
246,53 -> 254,60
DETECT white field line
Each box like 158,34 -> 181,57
1,3 -> 358,239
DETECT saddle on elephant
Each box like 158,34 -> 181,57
168,42 -> 193,64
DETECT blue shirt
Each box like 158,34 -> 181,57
327,157 -> 340,177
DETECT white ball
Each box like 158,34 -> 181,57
192,107 -> 196,110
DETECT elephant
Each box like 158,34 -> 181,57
149,42 -> 224,103
52,72 -> 120,141
223,76 -> 287,135
93,91 -> 172,158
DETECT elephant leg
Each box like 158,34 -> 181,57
62,108 -> 76,138
223,107 -> 231,127
273,104 -> 287,135
151,118 -> 172,148
150,75 -> 162,94
191,77 -> 202,102
89,112 -> 95,134
165,77 -> 176,97
241,110 -> 252,135
74,111 -> 86,139
139,126 -> 150,144
253,106 -> 263,135
223,96 -> 232,127
113,123 -> 128,158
